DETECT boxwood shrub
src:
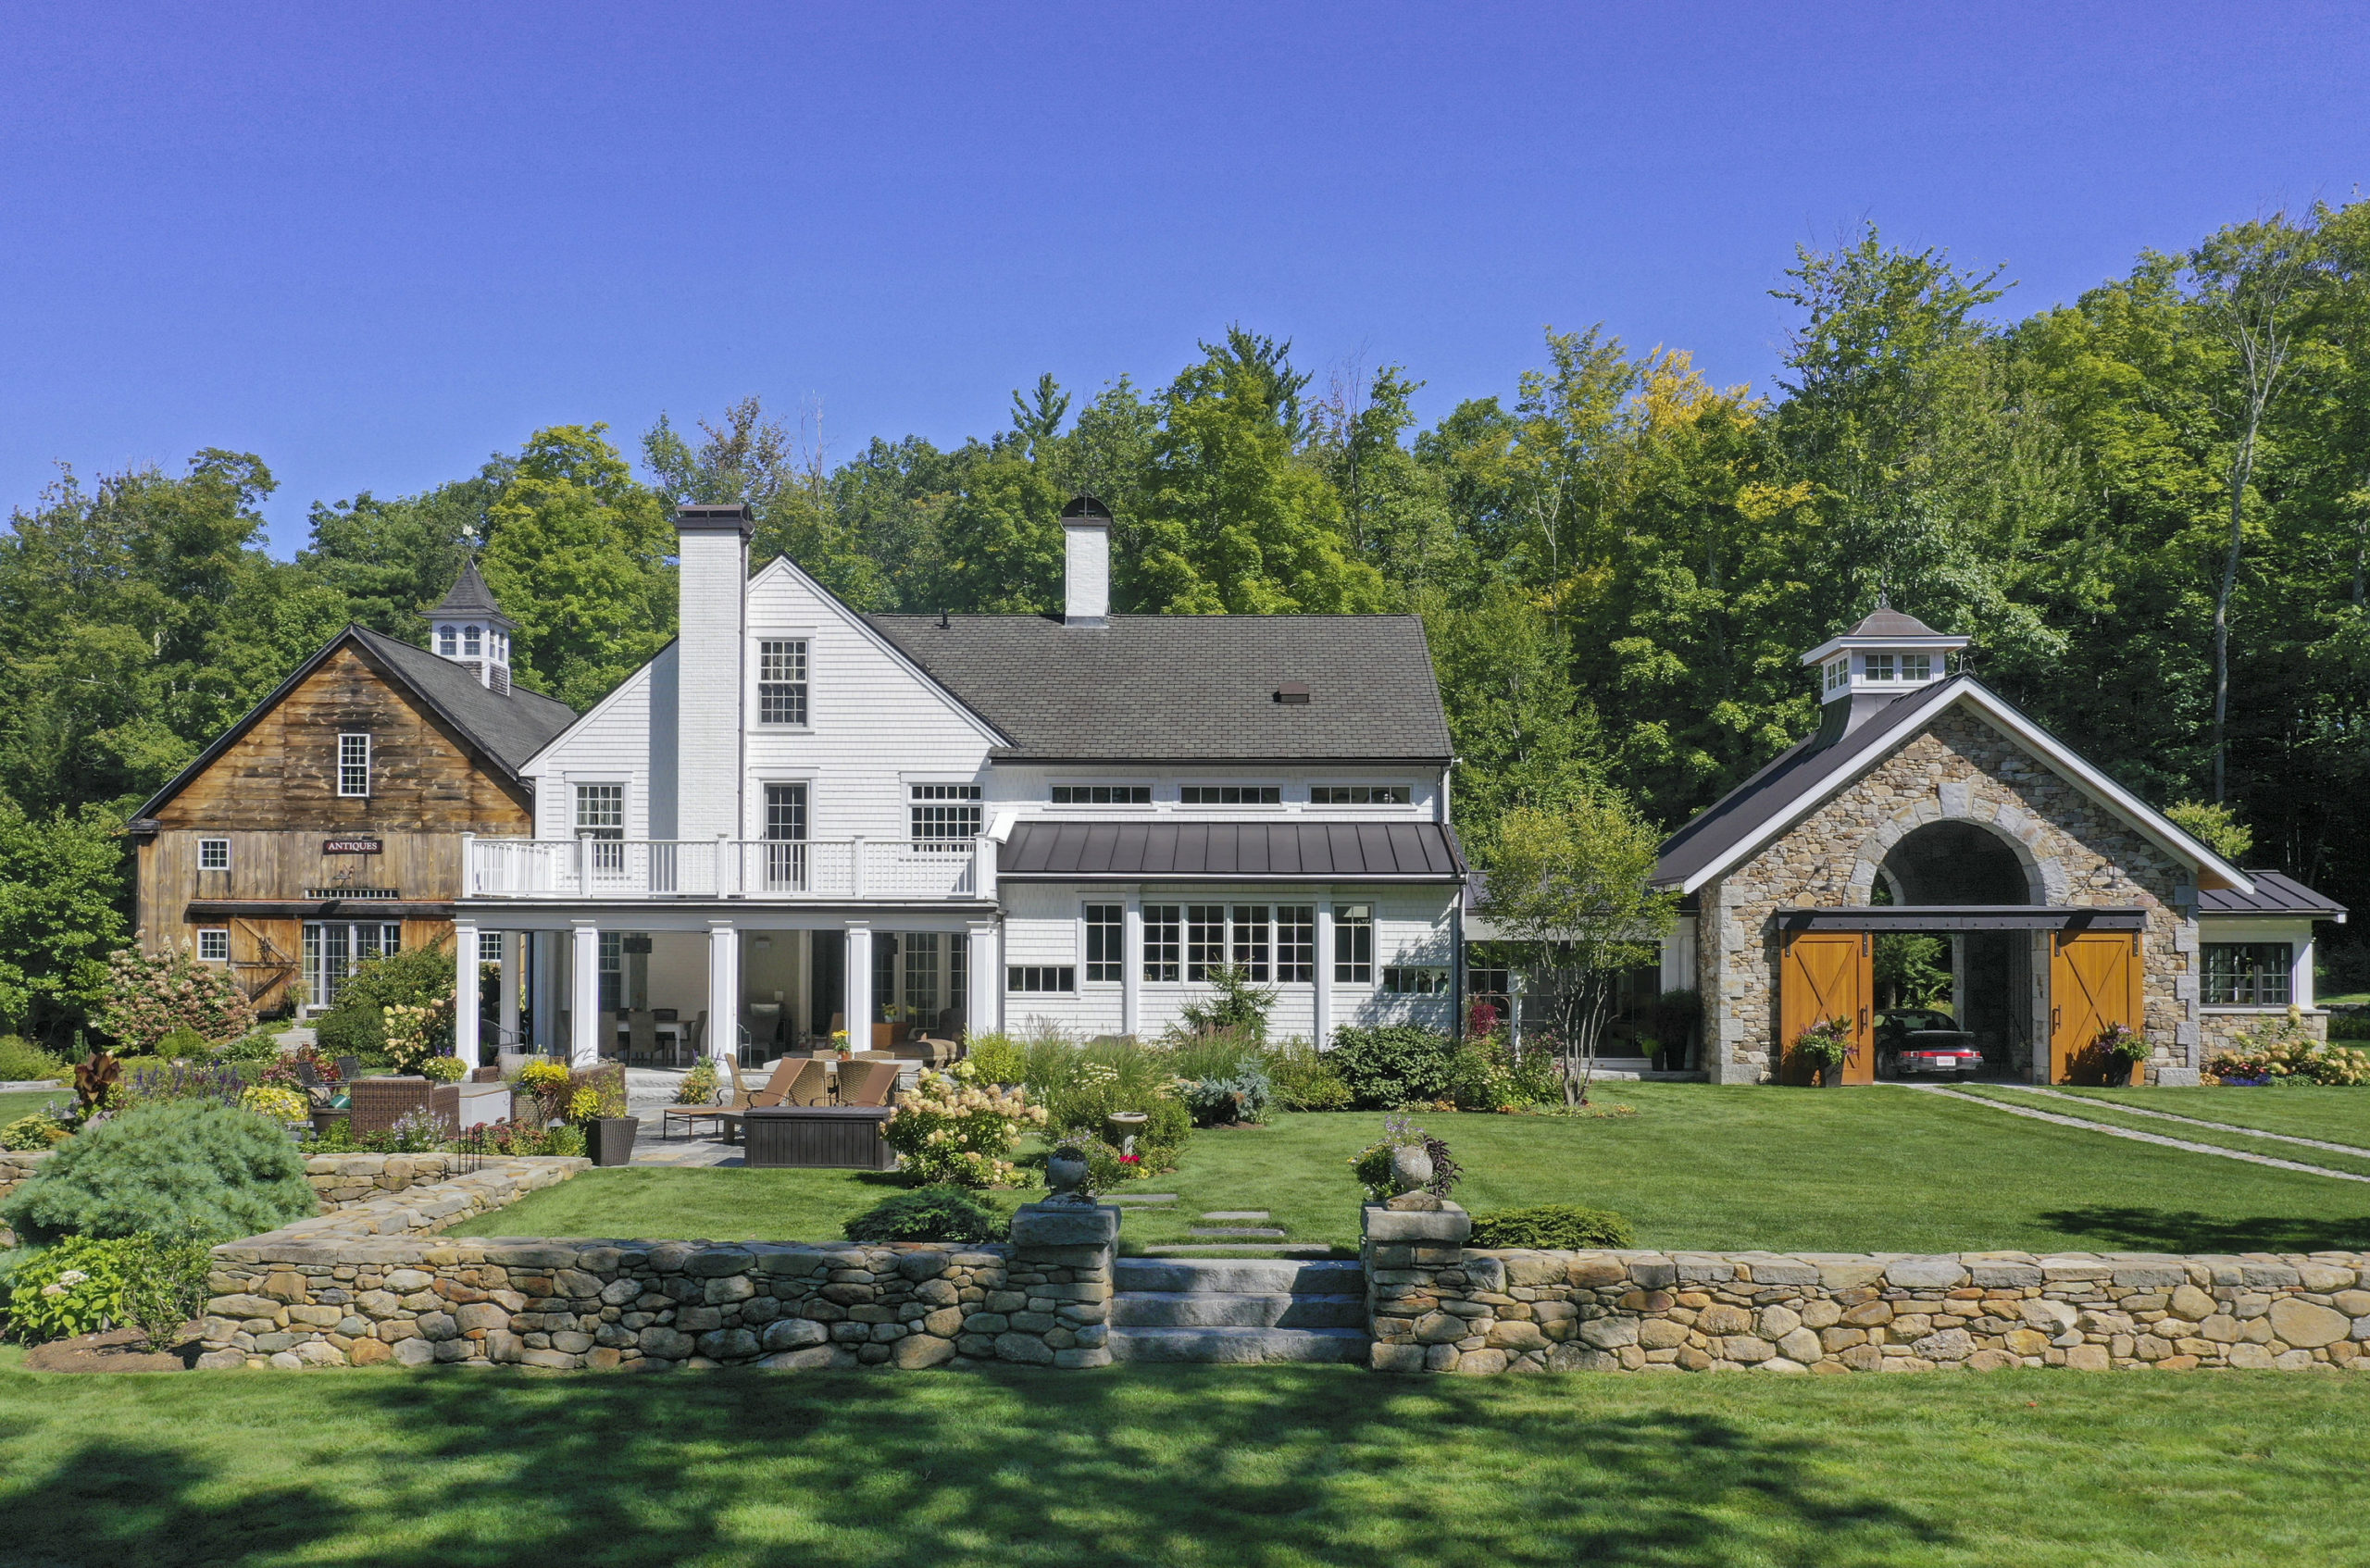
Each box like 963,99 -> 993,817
842,1185 -> 1008,1243
1467,1203 -> 1635,1251
1328,1026 -> 1456,1109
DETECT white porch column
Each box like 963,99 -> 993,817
1313,902 -> 1335,1049
569,919 -> 601,1068
1121,896 -> 1142,1039
707,920 -> 739,1064
844,922 -> 873,1049
453,917 -> 480,1064
498,932 -> 522,1049
530,930 -> 558,1051
967,920 -> 998,1041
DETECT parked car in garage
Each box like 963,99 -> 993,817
1875,1008 -> 1984,1078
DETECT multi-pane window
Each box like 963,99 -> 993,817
1466,961 -> 1512,1002
1052,784 -> 1152,804
600,931 -> 623,1012
1383,966 -> 1452,994
1824,659 -> 1847,694
198,837 -> 230,871
1186,905 -> 1228,981
1865,653 -> 1895,681
2203,943 -> 2294,1006
1084,904 -> 1125,983
764,783 -> 808,890
337,732 -> 371,797
758,639 -> 809,726
904,933 -> 940,1016
303,921 -> 400,1009
1309,785 -> 1411,804
479,930 -> 504,964
437,625 -> 456,654
1334,904 -> 1374,983
1901,653 -> 1932,681
1275,906 -> 1315,982
1143,905 -> 1181,982
910,784 -> 982,850
1180,784 -> 1281,805
197,928 -> 230,963
1008,966 -> 1075,994
575,783 -> 625,875
463,625 -> 482,656
1230,905 -> 1271,981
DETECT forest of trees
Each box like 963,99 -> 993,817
4,205 -> 2366,1039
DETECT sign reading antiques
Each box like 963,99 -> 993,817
321,837 -> 383,855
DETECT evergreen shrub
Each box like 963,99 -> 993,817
842,1185 -> 1008,1243
0,1036 -> 70,1083
1328,1026 -> 1456,1108
1467,1203 -> 1635,1250
1,1101 -> 317,1245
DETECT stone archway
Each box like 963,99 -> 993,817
1847,783 -> 2066,907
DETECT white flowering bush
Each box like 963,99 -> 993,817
884,1069 -> 1048,1188
97,947 -> 256,1056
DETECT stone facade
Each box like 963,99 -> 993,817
1698,705 -> 2198,1084
0,1150 -> 51,1244
282,1154 -> 586,1240
1364,1204 -> 2370,1375
2200,1010 -> 2331,1059
199,1201 -> 1121,1372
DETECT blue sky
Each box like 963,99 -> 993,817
4,1 -> 2366,554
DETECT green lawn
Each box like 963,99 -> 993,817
1949,1085 -> 2370,1177
2043,1085 -> 2370,1145
0,1357 -> 2363,1567
0,1089 -> 67,1124
468,1088 -> 2370,1255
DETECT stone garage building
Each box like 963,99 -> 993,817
1651,606 -> 2346,1086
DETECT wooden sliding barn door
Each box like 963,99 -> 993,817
2050,930 -> 2141,1085
1779,930 -> 1872,1084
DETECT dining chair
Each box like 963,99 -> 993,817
628,1012 -> 659,1065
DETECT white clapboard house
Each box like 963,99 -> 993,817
455,500 -> 1467,1065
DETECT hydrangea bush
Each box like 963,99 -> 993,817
96,947 -> 255,1057
884,1069 -> 1047,1188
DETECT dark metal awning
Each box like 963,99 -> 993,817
1776,906 -> 2149,933
1000,819 -> 1466,882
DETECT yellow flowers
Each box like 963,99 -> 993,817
241,1084 -> 310,1124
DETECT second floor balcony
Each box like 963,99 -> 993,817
465,835 -> 991,902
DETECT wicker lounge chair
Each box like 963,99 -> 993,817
835,1060 -> 901,1108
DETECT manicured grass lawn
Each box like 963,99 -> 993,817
469,1087 -> 2370,1255
2045,1085 -> 2370,1146
1950,1086 -> 2370,1177
0,1360 -> 2364,1567
0,1089 -> 67,1123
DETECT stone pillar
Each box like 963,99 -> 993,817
569,920 -> 601,1069
966,920 -> 997,1041
498,932 -> 522,1049
1004,1201 -> 1120,1367
1361,1199 -> 1474,1373
1120,897 -> 1142,1039
1314,902 -> 1335,1048
844,923 -> 872,1048
707,920 -> 739,1063
453,917 -> 480,1064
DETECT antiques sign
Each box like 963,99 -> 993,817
322,837 -> 383,855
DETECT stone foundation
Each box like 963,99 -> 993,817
2200,1010 -> 2331,1058
199,1201 -> 1121,1372
1364,1203 -> 2370,1375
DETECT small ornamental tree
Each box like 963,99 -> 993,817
97,945 -> 255,1055
883,1070 -> 1048,1188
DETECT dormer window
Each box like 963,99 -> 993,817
438,625 -> 456,654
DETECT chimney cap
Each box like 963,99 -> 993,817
676,503 -> 755,537
1060,493 -> 1113,522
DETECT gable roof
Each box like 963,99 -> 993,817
863,613 -> 1453,765
133,625 -> 577,820
1653,673 -> 2256,897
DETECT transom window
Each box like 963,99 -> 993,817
198,837 -> 230,871
2204,943 -> 2293,1006
758,639 -> 809,726
337,732 -> 371,797
1084,904 -> 1124,983
1383,965 -> 1451,994
1053,784 -> 1152,804
1334,903 -> 1374,983
1180,784 -> 1280,805
196,927 -> 230,963
1008,965 -> 1075,994
1143,904 -> 1182,982
1310,784 -> 1411,805
911,784 -> 982,850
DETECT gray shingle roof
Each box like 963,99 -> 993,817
2197,872 -> 2347,917
425,558 -> 509,623
864,614 -> 1453,763
1002,819 -> 1466,880
349,628 -> 576,773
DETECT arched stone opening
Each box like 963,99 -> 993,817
1862,818 -> 2044,1080
1881,820 -> 2035,906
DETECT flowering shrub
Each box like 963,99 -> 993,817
6,1233 -> 213,1345
418,1054 -> 467,1084
96,947 -> 255,1056
2205,1011 -> 2370,1086
884,1070 -> 1047,1188
382,1107 -> 455,1152
516,1060 -> 573,1123
1,1109 -> 70,1150
675,1059 -> 719,1104
382,1001 -> 451,1074
239,1084 -> 310,1124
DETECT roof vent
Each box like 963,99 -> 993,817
1275,681 -> 1310,705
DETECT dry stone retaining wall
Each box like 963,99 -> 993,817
200,1202 -> 1121,1372
1365,1203 -> 2370,1375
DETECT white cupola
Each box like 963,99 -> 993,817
426,558 -> 517,693
1798,599 -> 1968,736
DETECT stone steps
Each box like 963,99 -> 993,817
1108,1257 -> 1370,1364
1140,1243 -> 1337,1256
1187,1226 -> 1288,1238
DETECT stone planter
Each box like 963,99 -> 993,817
1818,1063 -> 1843,1088
1390,1144 -> 1434,1193
1046,1149 -> 1091,1199
585,1116 -> 639,1167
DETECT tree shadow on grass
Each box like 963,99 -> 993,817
2039,1206 -> 2370,1252
0,1366 -> 1956,1568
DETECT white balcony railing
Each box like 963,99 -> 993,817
464,836 -> 990,902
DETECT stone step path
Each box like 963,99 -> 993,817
1104,1193 -> 1178,1204
1141,1242 -> 1337,1256
1188,1226 -> 1289,1238
1201,1210 -> 1270,1221
1926,1086 -> 2370,1184
1110,1258 -> 1370,1363
1992,1085 -> 2370,1161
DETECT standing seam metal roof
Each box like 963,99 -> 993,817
2196,872 -> 2348,917
1001,820 -> 1466,879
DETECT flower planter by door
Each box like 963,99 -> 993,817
586,1116 -> 638,1167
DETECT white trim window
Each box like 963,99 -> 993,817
910,784 -> 982,851
1383,965 -> 1451,994
1901,653 -> 1932,681
437,625 -> 457,654
1143,904 -> 1182,982
1824,658 -> 1848,695
196,927 -> 231,963
758,639 -> 809,726
1310,784 -> 1411,804
2203,943 -> 2293,1006
478,930 -> 504,964
337,732 -> 371,797
1865,653 -> 1895,681
1180,784 -> 1281,805
1052,784 -> 1152,804
303,921 -> 401,1009
1084,903 -> 1124,983
198,837 -> 231,871
1186,904 -> 1228,980
575,783 -> 626,875
1334,903 -> 1374,983
1008,965 -> 1075,994
1276,905 -> 1315,981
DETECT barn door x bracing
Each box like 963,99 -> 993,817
2051,931 -> 2140,1085
1779,930 -> 1872,1085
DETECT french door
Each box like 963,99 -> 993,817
303,921 -> 404,1010
765,783 -> 808,891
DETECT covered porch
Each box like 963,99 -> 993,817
451,904 -> 1001,1070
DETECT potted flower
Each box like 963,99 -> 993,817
2096,1023 -> 2150,1087
830,1028 -> 853,1061
574,1079 -> 637,1166
1793,1017 -> 1853,1087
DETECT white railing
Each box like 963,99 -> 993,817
465,836 -> 988,902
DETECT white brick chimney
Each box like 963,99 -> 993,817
675,504 -> 751,840
1061,494 -> 1111,626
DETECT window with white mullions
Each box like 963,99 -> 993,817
198,838 -> 230,871
1053,784 -> 1152,804
1084,904 -> 1124,983
1383,966 -> 1452,994
197,928 -> 230,963
1309,785 -> 1411,804
1186,905 -> 1227,981
1143,905 -> 1181,982
758,639 -> 809,726
1276,906 -> 1315,982
1334,903 -> 1374,983
337,732 -> 371,797
2203,943 -> 2293,1006
765,783 -> 808,890
303,921 -> 401,1009
1180,784 -> 1280,805
1230,905 -> 1271,981
909,784 -> 982,851
575,783 -> 625,875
